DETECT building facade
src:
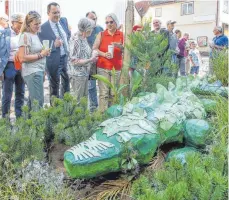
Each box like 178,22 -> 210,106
135,0 -> 229,52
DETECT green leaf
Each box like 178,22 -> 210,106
118,84 -> 128,94
92,74 -> 114,90
131,70 -> 143,98
119,94 -> 125,106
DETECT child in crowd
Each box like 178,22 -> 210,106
189,41 -> 202,77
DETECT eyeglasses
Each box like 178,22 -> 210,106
105,21 -> 114,25
92,18 -> 97,21
153,22 -> 159,24
51,11 -> 60,15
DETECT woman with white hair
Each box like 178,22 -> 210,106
1,13 -> 26,118
93,13 -> 124,113
69,17 -> 97,103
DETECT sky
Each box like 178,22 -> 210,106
46,0 -> 124,32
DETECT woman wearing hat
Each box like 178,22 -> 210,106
93,13 -> 124,113
69,18 -> 97,103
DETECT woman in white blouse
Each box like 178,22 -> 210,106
18,11 -> 50,109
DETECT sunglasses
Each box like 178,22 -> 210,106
92,18 -> 97,21
105,21 -> 114,25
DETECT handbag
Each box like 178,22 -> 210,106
14,34 -> 29,71
14,51 -> 22,70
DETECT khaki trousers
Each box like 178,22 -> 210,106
70,76 -> 88,103
97,68 -> 121,113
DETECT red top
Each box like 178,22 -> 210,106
97,29 -> 124,71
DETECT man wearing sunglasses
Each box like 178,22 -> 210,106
38,2 -> 71,102
86,11 -> 103,112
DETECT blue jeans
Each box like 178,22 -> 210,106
172,54 -> 177,64
23,71 -> 44,109
88,79 -> 98,112
2,62 -> 25,118
177,56 -> 186,76
190,66 -> 199,74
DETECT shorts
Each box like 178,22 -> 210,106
190,66 -> 199,74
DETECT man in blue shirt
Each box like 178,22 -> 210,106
209,26 -> 228,75
86,11 -> 103,112
211,26 -> 228,50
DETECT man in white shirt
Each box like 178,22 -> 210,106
1,13 -> 25,118
38,2 -> 71,101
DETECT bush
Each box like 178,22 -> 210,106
131,95 -> 228,200
211,49 -> 228,86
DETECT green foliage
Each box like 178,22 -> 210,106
131,95 -> 228,200
0,115 -> 45,168
30,94 -> 107,147
211,49 -> 228,86
0,93 -> 106,170
0,156 -> 75,200
93,68 -> 128,105
126,22 -> 178,93
130,70 -> 143,99
131,153 -> 228,200
0,180 -> 75,200
142,75 -> 176,93
120,143 -> 139,174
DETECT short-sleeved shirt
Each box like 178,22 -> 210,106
97,29 -> 124,71
9,28 -> 19,61
68,32 -> 92,77
178,38 -> 188,57
213,34 -> 228,47
189,49 -> 200,67
169,31 -> 179,54
87,25 -> 103,48
18,32 -> 46,77
210,34 -> 228,58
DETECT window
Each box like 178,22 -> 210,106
155,8 -> 162,17
181,2 -> 194,15
223,0 -> 229,14
197,36 -> 208,47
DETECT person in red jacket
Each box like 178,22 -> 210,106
93,13 -> 124,112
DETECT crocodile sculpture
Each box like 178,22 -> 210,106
64,76 -> 222,179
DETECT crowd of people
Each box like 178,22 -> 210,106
0,1 -> 228,119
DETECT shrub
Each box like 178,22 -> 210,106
211,49 -> 228,86
131,95 -> 228,200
